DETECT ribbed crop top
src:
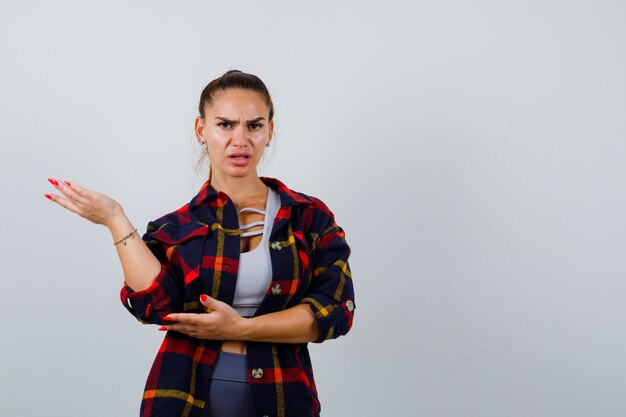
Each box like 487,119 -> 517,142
232,187 -> 281,317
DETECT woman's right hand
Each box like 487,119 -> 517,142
45,177 -> 163,294
45,178 -> 124,228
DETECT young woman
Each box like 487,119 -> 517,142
45,70 -> 355,417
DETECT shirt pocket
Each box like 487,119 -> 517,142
148,221 -> 210,247
146,221 -> 210,292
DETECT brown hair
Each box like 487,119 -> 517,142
198,69 -> 274,121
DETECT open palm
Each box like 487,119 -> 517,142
45,178 -> 123,227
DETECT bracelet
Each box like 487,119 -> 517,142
114,227 -> 138,246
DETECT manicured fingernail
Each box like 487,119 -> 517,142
158,326 -> 167,331
64,180 -> 71,186
163,316 -> 174,321
48,178 -> 58,186
44,194 -> 52,200
200,294 -> 208,302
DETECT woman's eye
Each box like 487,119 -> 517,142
248,123 -> 263,130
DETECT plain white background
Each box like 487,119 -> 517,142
1,0 -> 626,416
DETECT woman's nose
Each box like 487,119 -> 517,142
232,126 -> 248,145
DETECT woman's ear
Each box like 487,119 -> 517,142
268,120 -> 274,142
194,116 -> 206,141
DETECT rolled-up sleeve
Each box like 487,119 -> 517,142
300,204 -> 355,343
119,225 -> 185,325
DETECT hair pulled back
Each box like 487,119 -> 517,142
198,69 -> 274,121
195,70 -> 275,174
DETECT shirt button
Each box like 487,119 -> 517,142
251,368 -> 264,379
270,241 -> 282,250
346,300 -> 355,312
271,284 -> 282,295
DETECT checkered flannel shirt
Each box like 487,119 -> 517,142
120,177 -> 355,417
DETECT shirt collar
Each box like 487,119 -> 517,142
190,176 -> 314,209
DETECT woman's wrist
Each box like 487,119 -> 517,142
106,209 -> 133,238
234,316 -> 255,341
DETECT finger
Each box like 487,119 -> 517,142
157,326 -> 191,336
63,179 -> 89,198
159,323 -> 197,337
173,325 -> 196,334
164,313 -> 201,324
44,192 -> 83,214
48,177 -> 84,204
55,179 -> 86,204
199,294 -> 219,312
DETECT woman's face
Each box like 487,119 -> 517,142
195,88 -> 273,181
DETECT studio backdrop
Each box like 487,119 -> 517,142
1,1 -> 625,416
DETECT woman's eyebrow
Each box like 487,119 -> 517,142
215,116 -> 265,123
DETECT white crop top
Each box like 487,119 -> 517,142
232,187 -> 281,317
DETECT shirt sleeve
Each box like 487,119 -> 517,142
119,222 -> 186,325
300,200 -> 355,343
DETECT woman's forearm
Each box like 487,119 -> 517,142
238,304 -> 319,344
161,296 -> 320,343
108,211 -> 162,292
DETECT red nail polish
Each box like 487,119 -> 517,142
163,316 -> 174,321
64,180 -> 71,186
200,294 -> 207,302
44,194 -> 52,200
48,178 -> 58,186
158,326 -> 167,331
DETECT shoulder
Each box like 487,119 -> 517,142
265,176 -> 332,209
264,177 -> 339,232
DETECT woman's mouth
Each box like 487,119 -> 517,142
229,154 -> 251,165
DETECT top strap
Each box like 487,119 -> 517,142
240,220 -> 265,230
238,207 -> 266,215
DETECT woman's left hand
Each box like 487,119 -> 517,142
159,294 -> 246,340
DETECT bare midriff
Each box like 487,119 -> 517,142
221,340 -> 247,353
219,196 -> 266,355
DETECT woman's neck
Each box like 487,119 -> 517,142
210,173 -> 267,202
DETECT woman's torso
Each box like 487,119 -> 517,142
222,185 -> 278,354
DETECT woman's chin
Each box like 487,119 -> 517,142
219,167 -> 257,179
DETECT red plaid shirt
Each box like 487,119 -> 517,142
120,177 -> 355,417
